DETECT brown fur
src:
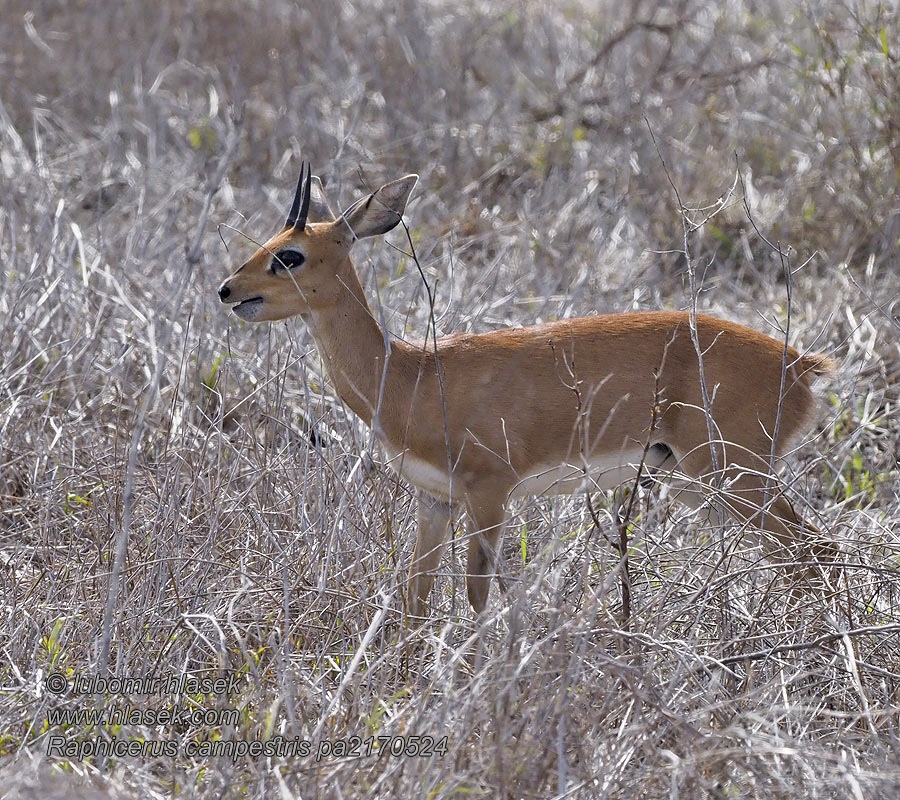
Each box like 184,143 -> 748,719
219,173 -> 837,617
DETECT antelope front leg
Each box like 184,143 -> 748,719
465,495 -> 507,614
407,491 -> 453,619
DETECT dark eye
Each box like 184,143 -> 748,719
272,249 -> 305,272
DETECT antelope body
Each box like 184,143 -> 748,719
218,165 -> 836,617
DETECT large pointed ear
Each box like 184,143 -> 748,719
308,175 -> 336,223
338,175 -> 418,241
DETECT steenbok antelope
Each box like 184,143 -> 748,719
218,164 -> 837,617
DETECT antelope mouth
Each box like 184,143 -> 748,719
232,297 -> 264,320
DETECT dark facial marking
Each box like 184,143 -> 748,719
272,249 -> 306,272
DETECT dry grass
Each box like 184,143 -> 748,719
1,1 -> 899,797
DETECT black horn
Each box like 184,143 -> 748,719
285,161 -> 312,229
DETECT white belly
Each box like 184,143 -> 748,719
384,449 -> 453,499
513,449 -> 649,497
382,441 -> 649,502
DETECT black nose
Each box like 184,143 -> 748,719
218,284 -> 231,301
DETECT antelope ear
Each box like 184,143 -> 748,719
309,175 -> 336,223
338,174 -> 418,241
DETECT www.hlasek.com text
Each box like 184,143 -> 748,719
47,703 -> 240,728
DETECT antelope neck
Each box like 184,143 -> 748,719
304,271 -> 395,428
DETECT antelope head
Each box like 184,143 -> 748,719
217,163 -> 418,322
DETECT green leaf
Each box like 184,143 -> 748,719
802,198 -> 815,221
44,619 -> 65,664
202,355 -> 222,390
707,223 -> 734,252
187,121 -> 217,153
881,28 -> 889,58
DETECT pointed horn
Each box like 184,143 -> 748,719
295,161 -> 312,230
285,161 -> 307,228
